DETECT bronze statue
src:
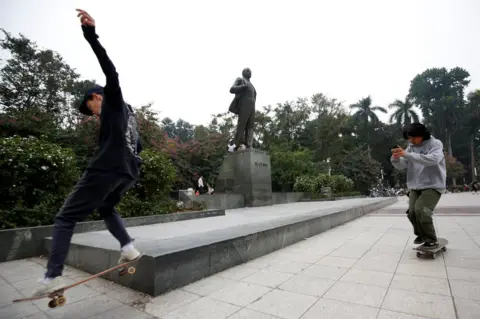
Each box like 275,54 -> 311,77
229,68 -> 256,150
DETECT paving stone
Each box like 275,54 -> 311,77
340,268 -> 394,288
0,301 -> 40,319
216,264 -> 258,280
0,260 -> 45,283
266,261 -> 311,274
279,274 -> 335,297
300,264 -> 349,280
449,279 -> 480,300
446,266 -> 480,281
0,280 -> 22,307
162,297 -> 239,319
300,298 -> 379,319
228,308 -> 281,319
391,274 -> 450,296
242,270 -> 294,288
23,312 -> 51,319
329,245 -> 371,258
247,289 -> 317,319
208,282 -> 271,306
396,263 -> 447,279
182,276 -> 237,296
104,284 -> 149,304
382,288 -> 456,319
145,289 -> 200,317
453,297 -> 480,319
47,294 -> 123,319
353,257 -> 398,273
315,256 -> 358,268
87,305 -> 154,319
377,310 -> 429,319
323,281 -> 387,307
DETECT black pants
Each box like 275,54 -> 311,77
45,169 -> 136,278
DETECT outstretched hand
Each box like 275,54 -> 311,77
392,145 -> 405,159
76,9 -> 95,27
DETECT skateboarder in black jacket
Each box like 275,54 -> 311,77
33,9 -> 142,296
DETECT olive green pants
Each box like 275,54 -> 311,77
407,189 -> 441,243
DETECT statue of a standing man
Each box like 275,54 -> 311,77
228,68 -> 256,150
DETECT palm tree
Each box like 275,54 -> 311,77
388,97 -> 420,127
350,96 -> 387,156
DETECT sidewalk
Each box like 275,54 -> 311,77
1,211 -> 480,318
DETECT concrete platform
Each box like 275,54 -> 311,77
3,196 -> 480,319
44,197 -> 396,296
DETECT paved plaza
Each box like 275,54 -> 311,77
1,193 -> 480,319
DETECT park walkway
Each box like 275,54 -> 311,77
1,194 -> 480,319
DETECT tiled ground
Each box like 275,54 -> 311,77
2,212 -> 480,318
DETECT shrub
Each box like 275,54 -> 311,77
293,174 -> 354,195
0,136 -> 79,228
116,149 -> 177,217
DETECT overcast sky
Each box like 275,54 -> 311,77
1,0 -> 479,125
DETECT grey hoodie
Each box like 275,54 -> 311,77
390,136 -> 446,191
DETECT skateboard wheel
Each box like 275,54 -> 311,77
432,254 -> 436,259
442,247 -> 447,252
416,252 -> 421,258
57,296 -> 66,306
48,300 -> 57,308
127,267 -> 136,275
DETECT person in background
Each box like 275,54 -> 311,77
227,141 -> 236,153
391,123 -> 446,248
198,175 -> 205,194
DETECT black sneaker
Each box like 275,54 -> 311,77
413,237 -> 424,245
422,241 -> 439,249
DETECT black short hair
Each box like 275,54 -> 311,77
403,123 -> 431,140
78,85 -> 104,116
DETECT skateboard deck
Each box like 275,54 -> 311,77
413,238 -> 448,259
13,253 -> 144,308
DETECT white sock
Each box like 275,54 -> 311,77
121,242 -> 135,253
41,277 -> 54,284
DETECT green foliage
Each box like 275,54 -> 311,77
270,145 -> 317,192
332,145 -> 382,193
116,149 -> 176,217
293,174 -> 354,195
0,136 -> 79,228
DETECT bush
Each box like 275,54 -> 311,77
0,136 -> 79,228
293,174 -> 354,195
116,149 -> 177,217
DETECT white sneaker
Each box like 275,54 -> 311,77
32,277 -> 65,297
118,244 -> 141,264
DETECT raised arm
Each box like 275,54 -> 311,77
230,78 -> 245,94
77,9 -> 119,91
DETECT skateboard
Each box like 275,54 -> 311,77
13,253 -> 144,308
413,238 -> 448,259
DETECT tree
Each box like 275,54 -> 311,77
0,29 -> 80,122
350,96 -> 387,155
332,145 -> 381,193
463,90 -> 480,181
388,97 -> 420,127
409,67 -> 470,156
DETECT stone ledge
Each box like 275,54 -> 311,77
0,209 -> 224,262
44,198 -> 396,296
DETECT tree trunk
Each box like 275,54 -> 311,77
470,134 -> 476,182
447,131 -> 456,187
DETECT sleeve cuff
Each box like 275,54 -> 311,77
403,151 -> 413,160
81,25 -> 99,40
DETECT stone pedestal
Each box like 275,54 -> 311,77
215,149 -> 272,207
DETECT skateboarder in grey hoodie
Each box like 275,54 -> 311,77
391,123 -> 446,248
